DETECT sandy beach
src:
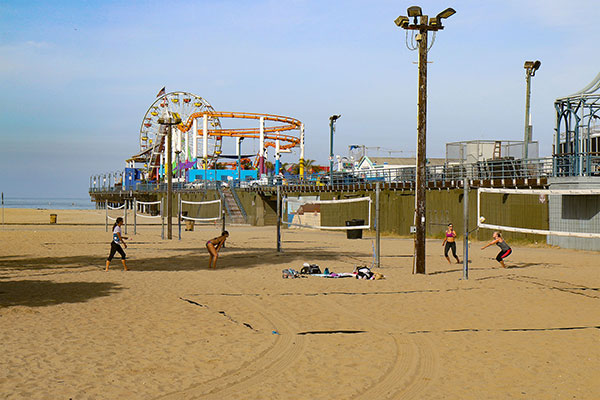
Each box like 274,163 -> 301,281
1,208 -> 599,399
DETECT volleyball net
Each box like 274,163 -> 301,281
282,196 -> 372,230
477,187 -> 600,239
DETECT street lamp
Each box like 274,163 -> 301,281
395,6 -> 455,275
523,60 -> 541,160
158,110 -> 182,240
329,114 -> 341,185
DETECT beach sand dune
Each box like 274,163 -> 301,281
1,209 -> 599,399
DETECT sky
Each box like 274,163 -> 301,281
1,0 -> 599,198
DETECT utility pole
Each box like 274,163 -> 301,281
395,6 -> 455,274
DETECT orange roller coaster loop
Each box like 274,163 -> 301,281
178,111 -> 302,150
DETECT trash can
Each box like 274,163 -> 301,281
185,220 -> 195,231
346,219 -> 364,239
50,214 -> 57,224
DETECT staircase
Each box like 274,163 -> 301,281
221,186 -> 247,224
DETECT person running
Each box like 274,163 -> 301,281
442,223 -> 461,264
481,231 -> 512,268
206,231 -> 229,269
106,217 -> 128,271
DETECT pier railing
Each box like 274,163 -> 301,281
90,157 -> 561,193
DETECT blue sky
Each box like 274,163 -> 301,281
1,0 -> 599,198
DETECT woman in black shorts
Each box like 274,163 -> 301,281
481,231 -> 512,268
106,217 -> 128,271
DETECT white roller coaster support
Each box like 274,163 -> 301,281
477,187 -> 600,239
203,114 -> 208,166
192,118 -> 197,163
300,123 -> 305,178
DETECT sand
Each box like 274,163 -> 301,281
1,208 -> 599,399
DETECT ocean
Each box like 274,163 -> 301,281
0,197 -> 96,210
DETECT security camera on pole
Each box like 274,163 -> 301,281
395,6 -> 455,274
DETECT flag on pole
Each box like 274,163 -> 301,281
156,86 -> 166,97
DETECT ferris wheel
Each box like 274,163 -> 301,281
136,91 -> 223,178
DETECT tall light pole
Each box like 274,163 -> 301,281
329,114 -> 341,185
158,110 -> 182,240
523,60 -> 541,160
395,6 -> 455,274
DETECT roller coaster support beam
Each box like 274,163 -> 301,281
203,114 -> 208,172
275,138 -> 281,177
236,137 -> 242,181
259,116 -> 265,175
300,123 -> 305,178
192,118 -> 198,166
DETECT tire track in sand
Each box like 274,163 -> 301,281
155,287 -> 306,400
319,294 -> 437,400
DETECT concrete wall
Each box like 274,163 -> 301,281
548,177 -> 600,250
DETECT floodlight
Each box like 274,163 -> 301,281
330,114 -> 341,121
436,8 -> 456,19
533,60 -> 541,70
394,15 -> 409,28
407,6 -> 422,17
429,17 -> 441,27
524,61 -> 535,69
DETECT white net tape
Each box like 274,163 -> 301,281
478,187 -> 600,239
181,199 -> 222,222
135,200 -> 162,219
282,196 -> 372,230
106,203 -> 125,221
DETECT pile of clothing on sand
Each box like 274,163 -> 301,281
282,263 -> 385,280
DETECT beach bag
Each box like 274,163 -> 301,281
300,263 -> 321,275
355,266 -> 374,279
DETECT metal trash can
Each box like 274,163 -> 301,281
50,214 -> 57,224
346,219 -> 364,239
185,220 -> 195,231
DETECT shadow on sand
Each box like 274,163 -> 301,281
0,280 -> 123,308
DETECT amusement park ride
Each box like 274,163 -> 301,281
127,91 -> 305,183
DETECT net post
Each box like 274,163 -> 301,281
124,200 -> 128,235
277,185 -> 282,253
133,198 -> 137,235
222,209 -> 226,233
161,198 -> 164,240
105,201 -> 108,232
375,182 -> 380,268
463,178 -> 469,280
178,193 -> 181,241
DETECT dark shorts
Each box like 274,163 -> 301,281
496,248 -> 511,262
444,241 -> 457,257
108,241 -> 126,261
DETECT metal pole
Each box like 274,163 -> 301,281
1,192 -> 4,226
178,192 -> 181,241
375,182 -> 380,268
222,209 -> 226,233
329,119 -> 334,185
167,125 -> 173,240
277,185 -> 282,252
124,200 -> 128,235
524,70 -> 532,160
105,200 -> 108,232
161,198 -> 164,240
134,198 -> 137,235
414,19 -> 428,275
463,178 -> 469,280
